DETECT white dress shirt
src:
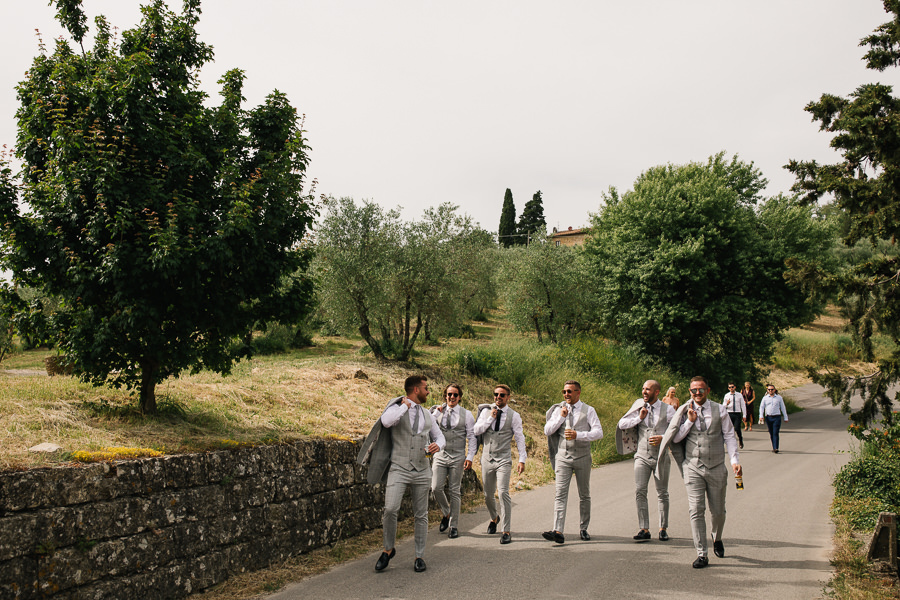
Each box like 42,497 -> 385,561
673,400 -> 740,465
431,405 -> 478,461
722,391 -> 747,418
473,405 -> 528,463
381,399 -> 446,451
544,400 -> 604,441
617,399 -> 677,431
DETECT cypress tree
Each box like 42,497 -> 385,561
518,190 -> 547,244
498,188 -> 517,247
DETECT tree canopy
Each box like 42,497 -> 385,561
0,0 -> 316,413
518,190 -> 547,243
498,188 -> 517,247
786,0 -> 900,427
584,153 -> 831,389
313,198 -> 495,361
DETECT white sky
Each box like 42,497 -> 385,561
1,1 -> 897,233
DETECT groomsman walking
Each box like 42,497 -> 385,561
431,383 -> 477,539
542,381 -> 604,544
617,380 -> 675,542
474,384 -> 527,545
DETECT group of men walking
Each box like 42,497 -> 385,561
358,374 -> 745,573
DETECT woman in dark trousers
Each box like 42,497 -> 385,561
741,381 -> 755,431
758,385 -> 789,453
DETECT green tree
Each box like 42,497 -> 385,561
518,190 -> 547,243
0,0 -> 316,413
500,236 -> 594,343
584,153 -> 831,388
314,198 -> 496,360
786,1 -> 900,427
498,188 -> 518,247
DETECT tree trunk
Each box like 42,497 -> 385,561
359,321 -> 385,360
139,361 -> 158,414
533,315 -> 543,343
399,310 -> 424,362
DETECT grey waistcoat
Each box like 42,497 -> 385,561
684,401 -> 726,469
391,405 -> 432,472
556,404 -> 592,461
635,402 -> 671,461
435,408 -> 467,465
482,408 -> 515,464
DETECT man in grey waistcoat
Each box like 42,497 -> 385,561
658,376 -> 742,569
430,383 -> 476,539
473,384 -> 527,545
542,380 -> 604,544
617,379 -> 676,542
370,375 -> 446,573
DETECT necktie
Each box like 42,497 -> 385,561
697,404 -> 707,432
566,405 -> 574,429
444,407 -> 452,429
494,409 -> 502,431
412,404 -> 420,433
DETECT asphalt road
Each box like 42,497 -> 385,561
266,384 -> 854,600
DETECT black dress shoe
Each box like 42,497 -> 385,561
439,515 -> 449,533
580,530 -> 590,541
739,442 -> 744,449
658,530 -> 669,542
633,529 -> 651,542
774,449 -> 779,453
692,556 -> 709,569
414,558 -> 426,572
487,519 -> 498,534
500,532 -> 511,544
542,530 -> 565,544
448,527 -> 459,539
375,549 -> 395,572
713,540 -> 725,558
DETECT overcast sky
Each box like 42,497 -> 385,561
2,1 -> 898,233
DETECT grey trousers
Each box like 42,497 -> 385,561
383,464 -> 431,557
683,462 -> 728,557
482,459 -> 512,532
432,458 -> 464,527
634,454 -> 670,530
553,455 -> 591,532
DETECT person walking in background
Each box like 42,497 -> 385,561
722,383 -> 746,449
617,380 -> 675,542
431,383 -> 476,539
474,384 -> 527,545
658,376 -> 742,569
758,384 -> 789,453
741,381 -> 755,431
543,380 -> 603,544
662,386 -> 681,410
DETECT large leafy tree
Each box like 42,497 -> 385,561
786,0 -> 900,427
0,0 -> 316,413
498,188 -> 518,247
314,198 -> 495,361
584,153 -> 831,388
518,190 -> 547,243
500,235 -> 595,343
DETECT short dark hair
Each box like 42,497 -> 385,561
690,376 -> 708,387
444,383 -> 463,397
404,375 -> 428,394
727,382 -> 736,387
563,380 -> 581,391
494,384 -> 511,395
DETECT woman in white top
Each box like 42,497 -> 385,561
758,384 -> 789,453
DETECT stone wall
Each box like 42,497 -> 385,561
0,438 -> 476,599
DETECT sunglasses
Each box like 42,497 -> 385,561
494,392 -> 508,397
563,390 -> 576,394
446,392 -> 460,398
766,388 -> 775,391
689,389 -> 705,395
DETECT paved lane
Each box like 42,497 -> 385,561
267,384 -> 852,600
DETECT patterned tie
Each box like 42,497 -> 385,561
697,403 -> 707,432
567,405 -> 575,429
412,404 -> 420,433
444,407 -> 452,429
494,408 -> 502,431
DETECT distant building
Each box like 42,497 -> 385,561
549,226 -> 588,247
